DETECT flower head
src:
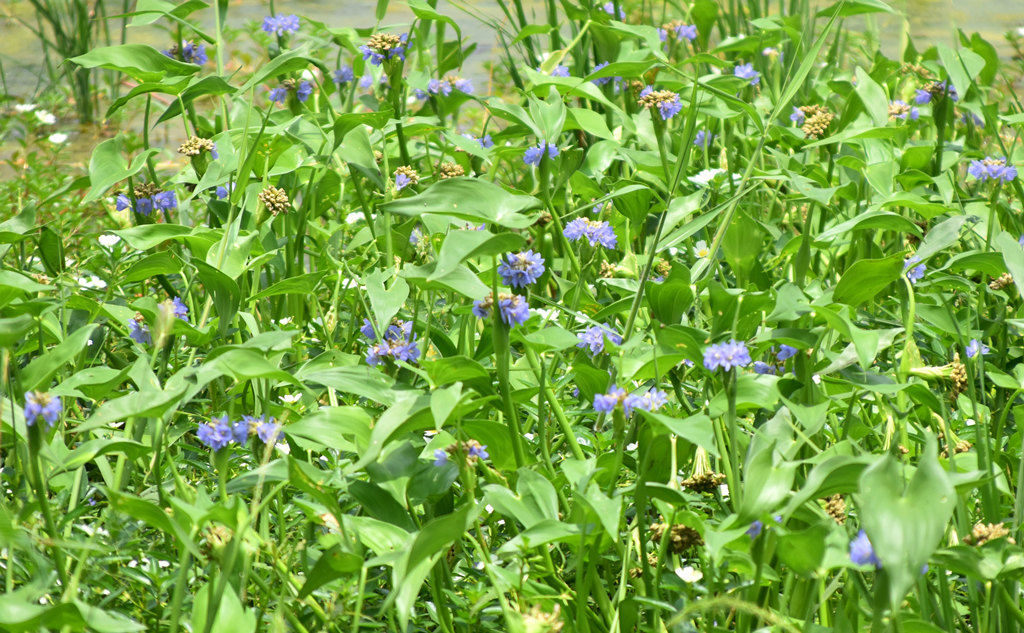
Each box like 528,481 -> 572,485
48,133 -> 69,144
625,389 -> 668,414
216,183 -> 235,200
170,296 -> 189,321
577,325 -> 622,355
523,141 -> 559,166
849,530 -> 882,569
472,293 -> 530,326
703,340 -> 752,372
637,86 -> 683,120
734,63 -> 760,85
24,391 -> 61,428
99,234 -> 120,248
262,14 -> 300,36
468,443 -> 489,460
394,166 -> 420,191
154,190 -> 177,210
601,2 -> 626,18
498,250 -> 546,288
693,240 -> 710,258
753,361 -> 775,375
915,80 -> 957,105
888,100 -> 919,121
790,107 -> 806,125
35,110 -> 56,125
197,414 -> 235,451
969,157 -> 1017,184
594,387 -> 627,413
129,313 -> 152,345
776,344 -> 798,362
590,61 -> 622,87
360,32 -> 408,65
433,448 -> 448,466
746,520 -> 763,539
463,133 -> 494,149
564,218 -> 617,249
904,256 -> 926,284
966,339 -> 989,359
660,20 -> 697,42
333,66 -> 355,84
693,130 -> 715,147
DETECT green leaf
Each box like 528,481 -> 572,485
106,490 -> 203,559
642,411 -> 719,456
430,230 -> 526,281
815,0 -> 895,17
154,76 -> 235,125
995,232 -> 1024,297
297,545 -> 362,600
112,224 -> 192,250
122,252 -> 182,283
250,272 -> 326,301
407,0 -> 461,47
645,265 -> 693,325
364,269 -> 410,339
70,44 -> 200,82
331,109 -> 394,153
60,438 -> 150,471
855,67 -> 890,128
776,523 -> 830,576
380,178 -> 543,229
194,261 -> 240,337
237,44 -> 327,94
21,325 -> 99,393
737,444 -> 797,523
833,252 -> 905,307
84,137 -> 160,203
858,440 -> 955,608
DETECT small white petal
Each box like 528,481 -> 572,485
98,234 -> 120,247
14,104 -> 36,113
48,133 -> 68,144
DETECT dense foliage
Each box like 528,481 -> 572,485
5,0 -> 1024,631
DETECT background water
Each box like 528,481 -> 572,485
1,0 -> 1023,170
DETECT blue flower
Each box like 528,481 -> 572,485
129,318 -> 151,345
182,41 -> 207,65
231,419 -> 250,444
468,443 -> 489,460
790,107 -> 805,125
136,197 -> 153,216
966,339 -> 989,358
914,89 -> 931,105
216,183 -> 235,199
777,344 -> 798,361
734,63 -> 760,85
969,157 -> 1017,183
694,130 -> 715,147
850,530 -> 882,569
577,325 -> 622,355
625,389 -> 668,414
753,361 -> 775,375
961,111 -> 984,127
268,87 -> 288,103
463,133 -> 494,149
428,78 -> 452,96
601,2 -> 625,18
154,190 -> 177,210
262,14 -> 300,36
889,100 -> 919,121
523,141 -> 559,166
498,295 -> 530,326
594,387 -> 626,413
245,414 -> 281,444
564,218 -> 617,249
171,296 -> 189,321
498,250 -> 546,288
453,77 -> 473,93
703,340 -> 752,372
591,61 -> 617,86
391,338 -> 421,363
24,391 -> 61,428
746,520 -> 763,539
360,318 -> 377,339
116,193 -> 132,212
197,414 -> 235,451
676,24 -> 698,40
433,448 -> 448,466
904,256 -> 926,283
549,65 -> 571,78
295,81 -> 313,102
333,66 -> 354,84
638,85 -> 682,120
396,173 -> 413,190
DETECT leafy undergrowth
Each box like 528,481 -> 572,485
4,1 -> 1024,632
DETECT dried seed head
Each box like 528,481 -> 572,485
599,261 -> 616,278
258,186 -> 291,216
367,32 -> 403,55
799,105 -> 834,140
638,89 -> 679,111
950,352 -> 967,399
134,182 -> 162,199
649,522 -> 704,554
824,494 -> 846,525
888,102 -> 915,121
964,522 -> 1015,546
681,471 -> 726,494
655,259 -> 672,278
437,161 -> 465,179
177,135 -> 216,157
394,165 -> 420,185
990,273 -> 1013,291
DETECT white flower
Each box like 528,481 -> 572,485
48,133 -> 68,144
474,561 -> 485,570
275,442 -> 291,454
78,275 -> 107,290
34,110 -> 56,125
128,560 -> 138,568
812,374 -> 821,385
966,418 -> 976,427
524,432 -> 535,441
423,430 -> 438,441
485,504 -> 494,513
613,126 -> 623,141
1018,27 -> 1024,37
279,316 -> 293,325
533,308 -> 556,321
693,240 -> 710,259
676,566 -> 703,582
626,442 -> 638,451
14,104 -> 36,113
346,211 -> 366,224
98,234 -> 120,247
280,393 -> 302,404
689,168 -> 725,187
719,483 -> 730,498
158,560 -> 170,568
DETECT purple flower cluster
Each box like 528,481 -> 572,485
564,218 -> 617,249
129,318 -> 151,345
968,157 -> 1017,183
262,14 -> 300,36
904,256 -> 926,284
694,130 -> 715,147
777,344 -> 798,361
540,65 -> 571,78
163,41 -> 208,65
889,100 -> 919,121
590,61 -> 622,87
168,296 -> 189,321
24,391 -> 62,428
197,413 -> 282,451
734,63 -> 760,86
360,33 -> 409,66
523,141 -> 559,166
116,190 -> 177,217
362,318 -> 420,366
914,80 -> 957,105
269,80 -> 313,104
659,24 -> 698,41
498,250 -> 546,288
333,66 -> 354,84
594,387 -> 668,416
638,86 -> 683,120
703,340 -> 752,372
472,293 -> 530,327
577,325 -> 622,355
849,530 -> 882,569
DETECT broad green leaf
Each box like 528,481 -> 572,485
380,178 -> 544,229
250,272 -> 326,301
84,137 -> 160,203
70,44 -> 199,82
833,252 -> 905,307
21,325 -> 99,393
